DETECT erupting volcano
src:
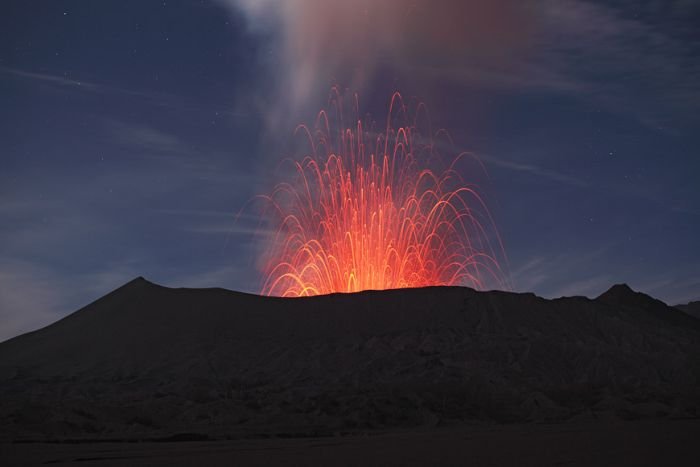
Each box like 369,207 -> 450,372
257,90 -> 507,297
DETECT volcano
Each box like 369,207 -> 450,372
2,279 -> 700,465
2,278 -> 700,439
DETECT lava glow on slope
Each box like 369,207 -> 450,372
257,89 -> 507,297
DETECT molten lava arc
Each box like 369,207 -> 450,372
257,90 -> 507,297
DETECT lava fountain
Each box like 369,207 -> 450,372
256,89 -> 507,297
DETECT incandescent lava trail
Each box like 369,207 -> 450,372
256,89 -> 507,297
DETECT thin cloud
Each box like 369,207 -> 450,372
479,153 -> 589,188
1,65 -> 153,99
0,260 -> 65,342
0,259 -> 140,343
510,246 -> 613,298
154,208 -> 239,218
107,120 -> 185,154
1,66 -> 250,118
537,0 -> 700,127
0,67 -> 101,90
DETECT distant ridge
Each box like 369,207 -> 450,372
1,277 -> 700,441
597,283 -> 663,306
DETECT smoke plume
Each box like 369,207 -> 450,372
220,0 -> 535,118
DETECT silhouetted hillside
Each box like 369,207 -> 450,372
677,301 -> 700,320
1,278 -> 699,441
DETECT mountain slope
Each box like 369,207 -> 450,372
1,278 -> 699,440
677,301 -> 700,320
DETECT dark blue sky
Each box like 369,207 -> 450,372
2,0 -> 699,340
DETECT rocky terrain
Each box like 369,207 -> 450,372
1,278 -> 699,442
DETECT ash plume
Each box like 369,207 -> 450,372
220,0 -> 535,121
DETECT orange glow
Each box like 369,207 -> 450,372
258,90 -> 507,297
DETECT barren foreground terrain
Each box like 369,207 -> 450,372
3,420 -> 700,466
1,278 -> 700,464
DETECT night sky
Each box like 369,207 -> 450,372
2,0 -> 699,341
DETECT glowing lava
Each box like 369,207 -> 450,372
258,90 -> 507,297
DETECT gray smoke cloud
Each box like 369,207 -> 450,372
220,0 -> 535,119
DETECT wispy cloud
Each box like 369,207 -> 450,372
395,2 -> 700,129
479,153 -> 589,188
0,67 -> 101,90
478,149 -> 698,219
535,0 -> 700,127
154,208 -> 239,218
167,264 -> 258,291
510,246 -> 614,298
0,258 -> 140,343
102,119 -> 260,185
1,66 -> 249,118
552,276 -> 614,299
0,260 -> 66,342
510,245 -> 700,305
107,120 -> 185,154
634,274 -> 700,306
0,66 -> 160,100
